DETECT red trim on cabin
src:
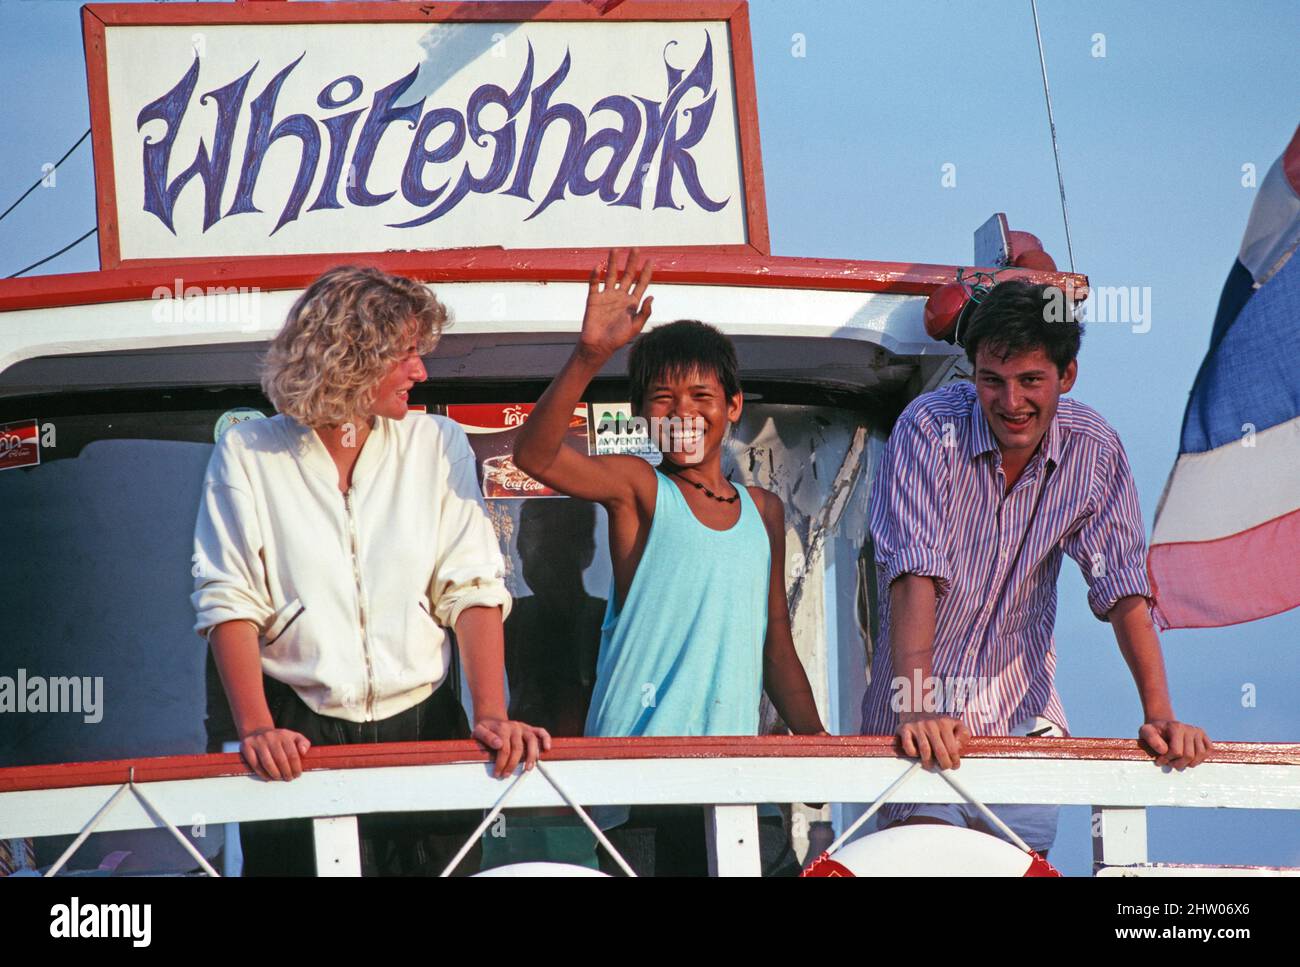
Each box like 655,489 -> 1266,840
0,736 -> 1294,794
80,1 -> 771,267
725,2 -> 769,255
0,248 -> 1088,313
81,8 -> 121,273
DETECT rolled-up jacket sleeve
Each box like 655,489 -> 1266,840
430,428 -> 512,628
869,412 -> 954,597
1062,434 -> 1154,621
191,442 -> 275,640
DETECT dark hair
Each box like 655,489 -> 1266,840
627,319 -> 742,409
962,280 -> 1083,376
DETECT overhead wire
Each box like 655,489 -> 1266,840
1,128 -> 95,278
0,128 -> 90,225
6,227 -> 97,279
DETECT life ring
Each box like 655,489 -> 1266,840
474,862 -> 611,877
803,824 -> 1060,876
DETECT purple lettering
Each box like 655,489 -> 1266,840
134,33 -> 728,239
348,66 -> 425,208
567,94 -> 642,204
390,42 -> 533,228
137,57 -> 252,234
399,108 -> 465,208
226,54 -> 322,233
503,50 -> 588,220
309,75 -> 365,212
615,36 -> 725,212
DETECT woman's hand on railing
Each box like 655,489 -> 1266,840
239,726 -> 312,781
1139,719 -> 1213,770
473,718 -> 554,779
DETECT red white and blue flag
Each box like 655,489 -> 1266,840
1149,124 -> 1300,629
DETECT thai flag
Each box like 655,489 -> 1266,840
1148,124 -> 1300,629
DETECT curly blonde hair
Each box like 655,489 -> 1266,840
261,266 -> 448,427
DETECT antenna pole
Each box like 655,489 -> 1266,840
1030,0 -> 1077,273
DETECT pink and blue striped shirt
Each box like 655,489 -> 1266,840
859,380 -> 1153,740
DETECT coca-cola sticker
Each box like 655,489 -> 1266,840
0,419 -> 40,471
447,403 -> 588,499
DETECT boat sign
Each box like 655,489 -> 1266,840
84,4 -> 763,265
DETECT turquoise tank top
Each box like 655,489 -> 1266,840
584,469 -> 771,738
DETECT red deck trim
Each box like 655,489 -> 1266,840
0,736 -> 1293,794
0,248 -> 1088,313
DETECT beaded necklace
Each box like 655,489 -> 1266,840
665,468 -> 739,504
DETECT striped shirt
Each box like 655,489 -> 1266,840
859,380 -> 1153,741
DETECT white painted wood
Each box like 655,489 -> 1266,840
705,805 -> 762,877
221,740 -> 244,877
0,284 -> 944,378
1091,806 -> 1148,866
312,816 -> 362,877
3,756 -> 1296,841
1096,865 -> 1300,877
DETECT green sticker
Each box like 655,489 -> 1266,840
214,407 -> 267,443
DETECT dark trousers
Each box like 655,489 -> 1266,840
238,677 -> 483,877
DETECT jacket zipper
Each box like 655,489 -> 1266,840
343,486 -> 376,720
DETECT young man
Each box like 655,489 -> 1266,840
861,279 -> 1212,855
514,249 -> 826,874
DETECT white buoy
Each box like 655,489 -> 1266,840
474,862 -> 611,877
805,824 -> 1051,876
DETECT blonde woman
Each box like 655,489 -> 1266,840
192,266 -> 550,875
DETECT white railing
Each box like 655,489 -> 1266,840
2,737 -> 1297,876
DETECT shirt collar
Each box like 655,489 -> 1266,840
966,387 -> 1063,470
284,413 -> 389,489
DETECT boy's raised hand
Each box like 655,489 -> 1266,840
580,248 -> 654,358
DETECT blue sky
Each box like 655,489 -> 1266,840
1,0 -> 1296,875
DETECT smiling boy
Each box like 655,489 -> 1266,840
513,249 -> 826,873
861,279 -> 1212,855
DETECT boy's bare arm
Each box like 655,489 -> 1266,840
514,248 -> 656,508
755,489 -> 827,735
1109,595 -> 1212,769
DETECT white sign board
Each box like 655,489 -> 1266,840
95,17 -> 752,262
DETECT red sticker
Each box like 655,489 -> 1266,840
0,420 -> 40,471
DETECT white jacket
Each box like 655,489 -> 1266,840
191,411 -> 511,722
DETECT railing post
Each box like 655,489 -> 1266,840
313,816 -> 362,877
221,741 -> 244,877
704,804 -> 762,877
1091,806 -> 1148,870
